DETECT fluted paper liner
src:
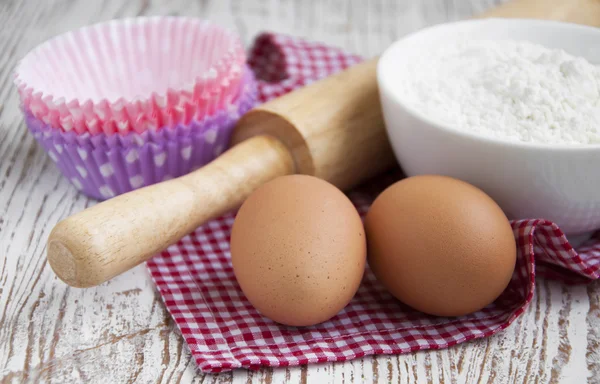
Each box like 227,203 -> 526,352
15,17 -> 246,134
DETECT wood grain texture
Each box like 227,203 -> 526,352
0,0 -> 598,383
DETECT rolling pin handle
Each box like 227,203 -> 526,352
47,135 -> 296,288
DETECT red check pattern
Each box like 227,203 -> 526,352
147,33 -> 600,373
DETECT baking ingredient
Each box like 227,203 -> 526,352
230,174 -> 366,327
364,175 -> 516,317
397,39 -> 600,145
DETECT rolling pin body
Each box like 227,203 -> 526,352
48,0 -> 600,287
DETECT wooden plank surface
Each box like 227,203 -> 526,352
0,0 -> 598,383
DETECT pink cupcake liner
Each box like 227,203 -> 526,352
25,69 -> 258,200
15,17 -> 246,135
25,67 -> 257,149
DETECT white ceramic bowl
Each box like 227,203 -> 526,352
378,18 -> 600,236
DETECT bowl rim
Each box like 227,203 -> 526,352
377,17 -> 600,152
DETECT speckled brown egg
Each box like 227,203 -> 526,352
365,175 -> 516,317
230,174 -> 366,327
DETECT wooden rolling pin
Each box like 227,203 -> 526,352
47,0 -> 600,288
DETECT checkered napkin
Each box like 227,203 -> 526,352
147,33 -> 600,373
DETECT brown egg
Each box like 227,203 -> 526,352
230,174 -> 366,327
365,175 -> 516,317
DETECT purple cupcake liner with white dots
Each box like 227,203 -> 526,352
25,73 -> 257,200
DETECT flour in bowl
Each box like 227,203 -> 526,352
397,39 -> 600,145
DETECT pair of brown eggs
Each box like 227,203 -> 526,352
230,174 -> 516,327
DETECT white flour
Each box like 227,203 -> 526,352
397,39 -> 600,145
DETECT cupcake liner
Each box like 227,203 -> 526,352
25,67 -> 257,149
15,17 -> 246,134
25,71 -> 258,200
30,111 -> 244,200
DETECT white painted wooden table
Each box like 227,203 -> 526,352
1,0 -> 599,383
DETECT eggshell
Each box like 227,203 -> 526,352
230,174 -> 366,327
365,175 -> 516,317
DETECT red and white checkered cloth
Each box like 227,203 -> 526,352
147,33 -> 600,373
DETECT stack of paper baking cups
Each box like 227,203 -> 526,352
14,17 -> 257,200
